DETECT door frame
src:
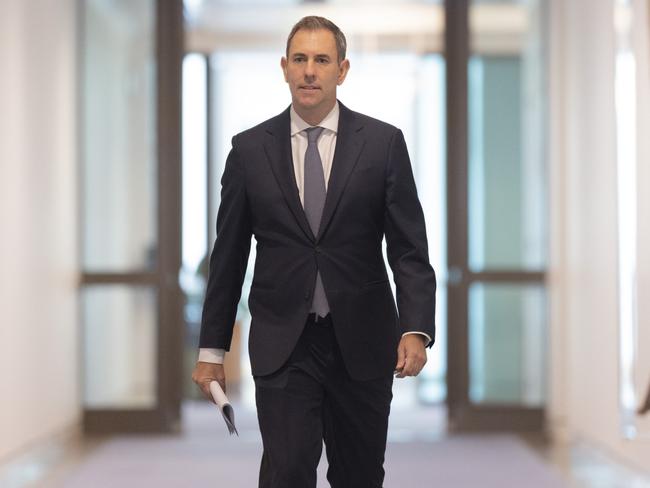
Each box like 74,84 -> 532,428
444,0 -> 546,432
81,0 -> 184,434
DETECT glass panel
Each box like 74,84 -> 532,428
182,54 -> 209,399
469,283 -> 546,406
468,55 -> 545,271
414,55 -> 447,404
83,286 -> 157,408
468,0 -> 547,272
82,0 -> 157,271
614,0 -> 650,439
181,54 -> 208,287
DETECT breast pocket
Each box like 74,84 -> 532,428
351,159 -> 383,175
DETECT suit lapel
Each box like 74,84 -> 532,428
316,103 -> 365,241
263,108 -> 315,242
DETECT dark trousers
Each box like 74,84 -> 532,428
254,315 -> 394,488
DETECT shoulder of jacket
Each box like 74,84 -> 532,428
231,110 -> 287,147
346,109 -> 401,138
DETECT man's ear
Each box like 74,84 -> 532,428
337,59 -> 350,86
281,57 -> 289,82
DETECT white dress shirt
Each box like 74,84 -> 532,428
198,102 -> 431,364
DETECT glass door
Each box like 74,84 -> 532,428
445,0 -> 548,431
80,0 -> 184,433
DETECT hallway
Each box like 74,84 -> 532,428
5,400 -> 650,487
4,1 -> 650,487
50,403 -> 567,488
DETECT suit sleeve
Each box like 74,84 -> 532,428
199,136 -> 252,350
383,129 -> 437,347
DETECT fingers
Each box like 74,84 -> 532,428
199,381 -> 214,402
192,363 -> 226,402
395,355 -> 426,378
394,344 -> 427,378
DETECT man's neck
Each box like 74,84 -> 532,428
292,100 -> 336,126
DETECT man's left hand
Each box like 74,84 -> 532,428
394,334 -> 427,378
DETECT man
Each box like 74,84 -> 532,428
192,16 -> 436,488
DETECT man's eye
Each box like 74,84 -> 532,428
317,58 -> 329,64
294,57 -> 305,63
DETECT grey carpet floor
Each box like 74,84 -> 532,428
58,402 -> 567,488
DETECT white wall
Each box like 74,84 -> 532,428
632,0 -> 650,442
548,0 -> 650,471
0,0 -> 80,460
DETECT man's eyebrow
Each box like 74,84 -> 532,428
291,52 -> 332,59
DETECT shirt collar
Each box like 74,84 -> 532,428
290,101 -> 339,136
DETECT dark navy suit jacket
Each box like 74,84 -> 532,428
199,101 -> 436,381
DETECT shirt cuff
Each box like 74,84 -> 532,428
198,348 -> 226,364
401,331 -> 432,346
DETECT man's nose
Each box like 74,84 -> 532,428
304,60 -> 316,77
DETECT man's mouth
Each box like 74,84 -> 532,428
300,85 -> 320,90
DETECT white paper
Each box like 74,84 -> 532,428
209,380 -> 238,436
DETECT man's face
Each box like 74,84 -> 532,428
281,28 -> 349,116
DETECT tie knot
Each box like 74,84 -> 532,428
305,126 -> 325,144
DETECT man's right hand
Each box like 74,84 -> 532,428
192,362 -> 226,403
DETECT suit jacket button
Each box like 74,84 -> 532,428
304,291 -> 310,301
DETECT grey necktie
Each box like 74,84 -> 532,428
303,127 -> 330,317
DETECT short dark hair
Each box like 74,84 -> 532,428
286,16 -> 347,63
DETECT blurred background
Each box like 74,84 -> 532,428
1,0 -> 649,486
